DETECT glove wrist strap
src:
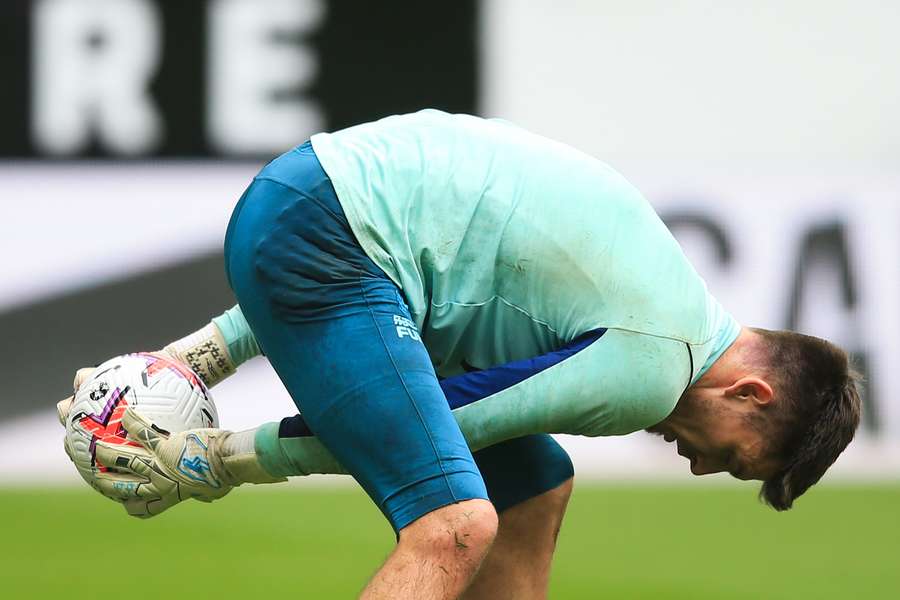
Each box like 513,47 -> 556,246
163,322 -> 236,388
212,429 -> 287,486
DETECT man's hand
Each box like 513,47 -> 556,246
59,367 -> 97,467
89,407 -> 234,518
57,354 -> 237,516
56,367 -> 96,427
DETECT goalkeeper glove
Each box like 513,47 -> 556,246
91,406 -> 234,518
57,319 -> 240,465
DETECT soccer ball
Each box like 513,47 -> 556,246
64,353 -> 219,488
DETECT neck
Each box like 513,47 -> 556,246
693,327 -> 756,389
661,327 -> 757,429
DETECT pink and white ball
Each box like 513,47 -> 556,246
63,353 -> 218,487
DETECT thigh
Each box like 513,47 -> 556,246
224,169 -> 488,531
436,342 -> 579,514
473,434 -> 574,513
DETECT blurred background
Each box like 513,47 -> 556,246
1,1 -> 899,598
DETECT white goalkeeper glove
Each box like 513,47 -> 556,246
57,367 -> 98,429
57,320 -> 239,489
60,377 -> 282,517
90,406 -> 234,518
58,322 -> 275,515
57,362 -> 235,517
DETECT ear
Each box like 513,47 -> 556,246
724,377 -> 774,407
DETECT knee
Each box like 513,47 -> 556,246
399,499 -> 498,565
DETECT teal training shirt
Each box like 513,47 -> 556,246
309,110 -> 739,434
219,110 -> 739,464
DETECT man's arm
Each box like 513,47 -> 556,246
72,313 -> 690,516
165,304 -> 261,387
57,304 -> 269,516
254,328 -> 692,478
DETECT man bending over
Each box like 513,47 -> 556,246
59,110 -> 860,600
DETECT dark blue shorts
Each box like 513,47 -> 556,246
224,143 -> 573,530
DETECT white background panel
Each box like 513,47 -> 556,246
0,163 -> 258,311
3,0 -> 900,482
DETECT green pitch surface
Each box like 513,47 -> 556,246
2,483 -> 898,598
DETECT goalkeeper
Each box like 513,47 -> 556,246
59,110 -> 860,600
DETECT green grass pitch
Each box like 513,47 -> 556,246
2,483 -> 898,598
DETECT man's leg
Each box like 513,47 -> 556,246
225,167 -> 496,599
463,434 -> 575,599
364,498 -> 498,599
463,478 -> 573,600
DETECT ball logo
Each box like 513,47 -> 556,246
89,382 -> 109,402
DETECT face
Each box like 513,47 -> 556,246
647,393 -> 781,481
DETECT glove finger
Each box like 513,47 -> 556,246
57,396 -> 74,427
125,492 -> 177,519
95,439 -> 155,478
150,493 -> 180,516
123,498 -> 156,519
144,465 -> 179,499
120,407 -> 170,451
93,471 -> 152,502
73,367 -> 96,391
102,441 -> 179,500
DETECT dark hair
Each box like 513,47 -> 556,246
751,328 -> 861,510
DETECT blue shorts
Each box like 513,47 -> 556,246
224,143 -> 572,530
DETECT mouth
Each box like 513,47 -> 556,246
650,429 -> 696,467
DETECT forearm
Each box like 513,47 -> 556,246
253,371 -> 585,479
163,304 -> 261,387
255,423 -> 349,477
251,388 -> 572,479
